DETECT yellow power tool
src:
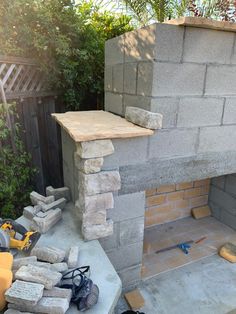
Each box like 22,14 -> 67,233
0,219 -> 41,252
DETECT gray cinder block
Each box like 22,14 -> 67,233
105,35 -> 125,66
118,264 -> 142,289
105,92 -> 123,116
208,186 -> 236,215
113,64 -> 124,93
124,63 -> 137,94
119,217 -> 144,246
211,176 -> 225,190
137,62 -> 153,96
104,66 -> 112,91
223,98 -> 236,125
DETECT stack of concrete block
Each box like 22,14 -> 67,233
74,139 -> 121,241
5,245 -> 80,314
23,188 -> 70,234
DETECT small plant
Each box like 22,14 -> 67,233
0,104 -> 35,219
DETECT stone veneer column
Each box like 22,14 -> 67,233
74,139 -> 121,241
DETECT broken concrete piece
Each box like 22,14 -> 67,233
76,139 -> 114,158
83,210 -> 107,225
43,287 -> 72,302
32,261 -> 68,273
40,198 -> 66,212
76,192 -> 114,213
5,280 -> 44,306
79,171 -> 121,195
66,246 -> 79,269
219,243 -> 236,263
8,297 -> 69,314
31,208 -> 62,234
46,186 -> 70,201
30,191 -> 54,206
31,246 -> 66,263
125,106 -> 163,130
15,265 -> 62,290
74,155 -> 104,174
13,256 -> 37,270
82,219 -> 113,241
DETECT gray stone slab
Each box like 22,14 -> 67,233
31,246 -> 66,263
113,64 -> 124,93
76,139 -> 114,159
177,97 -> 224,127
13,256 -> 37,271
150,97 -> 179,128
125,106 -> 162,129
137,62 -> 153,96
223,98 -> 236,125
183,27 -> 234,64
119,217 -> 144,246
105,92 -> 123,116
118,264 -> 142,289
66,246 -> 79,269
124,63 -> 137,94
43,287 -> 72,302
5,280 -> 44,306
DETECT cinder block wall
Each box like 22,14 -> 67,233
209,175 -> 236,228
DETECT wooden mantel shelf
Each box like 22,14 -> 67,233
165,17 -> 236,33
52,110 -> 154,142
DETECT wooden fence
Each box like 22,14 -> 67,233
0,55 -> 64,194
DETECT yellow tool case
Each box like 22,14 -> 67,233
0,252 -> 13,311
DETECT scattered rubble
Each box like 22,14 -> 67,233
46,186 -> 70,201
31,246 -> 66,263
66,246 -> 79,269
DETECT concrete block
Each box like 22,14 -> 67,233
32,262 -> 68,273
83,210 -> 107,225
31,208 -> 62,234
82,219 -> 113,241
105,92 -> 123,116
205,65 -> 236,95
113,64 -> 124,93
209,186 -> 236,215
76,139 -> 114,159
225,175 -> 236,197
211,176 -> 225,190
23,206 -> 37,220
105,35 -> 124,66
107,192 -> 145,222
102,137 -> 148,168
79,171 -> 121,195
107,241 -> 143,271
150,97 -> 179,128
13,256 -> 37,270
223,98 -> 236,124
220,209 -> 236,231
31,246 -> 66,263
123,95 -> 151,113
177,97 -> 223,127
152,62 -> 206,96
76,192 -> 114,213
40,198 -> 66,212
149,128 -> 198,159
118,264 -> 142,289
66,246 -> 79,269
8,297 -> 69,314
5,280 -> 44,306
208,201 -> 221,220
119,217 -> 144,246
30,192 -> 54,206
183,27 -> 234,64
124,63 -> 137,94
99,222 -> 119,251
46,186 -> 70,201
15,265 -> 62,290
198,125 -> 236,153
74,155 -> 103,174
43,287 -> 72,302
125,106 -> 162,129
137,62 -> 153,96
104,66 -> 112,91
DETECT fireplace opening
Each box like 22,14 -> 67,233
142,176 -> 236,279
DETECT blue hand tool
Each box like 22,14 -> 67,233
177,242 -> 191,254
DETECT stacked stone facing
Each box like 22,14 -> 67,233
74,139 -> 121,241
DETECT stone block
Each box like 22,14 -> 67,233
150,97 -> 178,128
74,155 -> 103,174
149,128 -> 198,159
183,27 -> 234,64
125,106 -> 162,129
32,262 -> 68,273
152,62 -> 206,96
66,246 -> 79,269
211,176 -> 225,190
123,94 -> 151,112
76,192 -> 114,213
225,175 -> 236,197
31,246 -> 66,263
40,198 -> 66,212
46,186 -> 70,201
99,222 -> 119,251
5,280 -> 44,306
104,66 -> 112,91
137,62 -> 153,96
76,139 -> 114,159
209,186 -> 236,215
124,63 -> 137,94
198,125 -> 236,153
31,208 -> 62,234
8,297 -> 69,314
83,210 -> 107,226
113,64 -> 123,93
82,219 -> 113,241
107,192 -> 145,222
177,97 -> 223,127
30,192 -> 54,206
23,206 -> 38,220
43,287 -> 72,302
105,92 -> 123,116
4,310 -> 33,314
119,217 -> 144,246
205,65 -> 236,95
13,256 -> 37,270
79,171 -> 121,196
105,35 -> 124,66
15,265 -> 62,290
223,98 -> 236,125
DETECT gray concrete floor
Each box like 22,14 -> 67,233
115,255 -> 236,314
